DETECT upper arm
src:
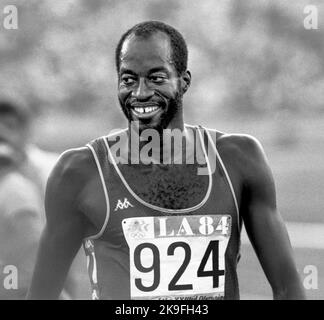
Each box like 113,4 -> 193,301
240,136 -> 277,219
27,147 -> 92,299
228,135 -> 304,298
0,174 -> 43,298
239,137 -> 287,260
44,149 -> 88,242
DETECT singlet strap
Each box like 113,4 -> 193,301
86,140 -> 110,240
202,127 -> 240,226
103,126 -> 213,213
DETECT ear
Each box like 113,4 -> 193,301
181,70 -> 191,94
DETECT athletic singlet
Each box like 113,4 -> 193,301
83,125 -> 241,300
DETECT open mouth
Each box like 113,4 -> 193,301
133,105 -> 159,114
130,103 -> 162,119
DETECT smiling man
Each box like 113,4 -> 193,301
117,29 -> 189,134
27,21 -> 305,300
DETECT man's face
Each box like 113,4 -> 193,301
118,32 -> 183,132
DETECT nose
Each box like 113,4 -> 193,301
132,78 -> 154,100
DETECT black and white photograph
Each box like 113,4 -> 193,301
0,0 -> 323,304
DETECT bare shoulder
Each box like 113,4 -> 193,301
44,146 -> 99,230
205,128 -> 270,177
206,128 -> 264,157
47,146 -> 96,195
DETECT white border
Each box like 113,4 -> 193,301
205,129 -> 240,230
86,143 -> 110,239
103,124 -> 213,214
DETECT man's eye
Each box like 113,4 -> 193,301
121,77 -> 136,85
150,76 -> 166,83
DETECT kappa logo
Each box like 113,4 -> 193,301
114,198 -> 134,211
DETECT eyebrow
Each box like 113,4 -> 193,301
148,67 -> 170,74
119,68 -> 137,76
120,67 -> 170,76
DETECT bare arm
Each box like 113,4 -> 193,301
238,136 -> 305,299
0,208 -> 42,299
0,174 -> 43,299
26,148 -> 93,299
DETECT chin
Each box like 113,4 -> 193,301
133,119 -> 163,134
121,101 -> 179,132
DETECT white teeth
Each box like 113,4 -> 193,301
134,106 -> 159,114
134,107 -> 144,113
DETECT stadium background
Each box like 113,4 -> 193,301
1,0 -> 323,299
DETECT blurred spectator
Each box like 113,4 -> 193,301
0,92 -> 73,299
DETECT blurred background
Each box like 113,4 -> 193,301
0,0 -> 323,299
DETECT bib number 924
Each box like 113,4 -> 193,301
134,240 -> 224,292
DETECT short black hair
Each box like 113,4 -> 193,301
115,21 -> 188,76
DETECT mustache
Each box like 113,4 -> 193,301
126,93 -> 166,109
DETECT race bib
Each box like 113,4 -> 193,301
122,214 -> 231,300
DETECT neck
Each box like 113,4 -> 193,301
126,118 -> 196,165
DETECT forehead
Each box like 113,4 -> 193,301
120,32 -> 174,73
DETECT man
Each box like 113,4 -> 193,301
27,21 -> 305,300
0,95 -> 74,299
